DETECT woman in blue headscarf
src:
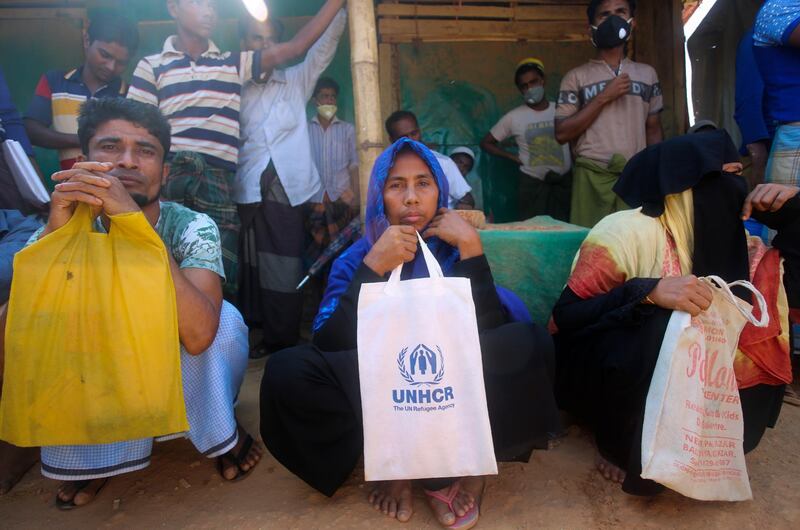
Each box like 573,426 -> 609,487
260,138 -> 560,528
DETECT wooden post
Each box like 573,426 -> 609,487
634,0 -> 687,138
348,0 -> 384,221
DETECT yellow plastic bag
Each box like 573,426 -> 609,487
0,204 -> 188,446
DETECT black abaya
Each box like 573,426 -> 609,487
260,254 -> 561,496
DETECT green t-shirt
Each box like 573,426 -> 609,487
28,201 -> 225,280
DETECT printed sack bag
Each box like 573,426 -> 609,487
0,204 -> 188,446
357,233 -> 498,481
641,276 -> 769,501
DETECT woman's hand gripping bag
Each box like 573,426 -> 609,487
357,233 -> 498,481
0,204 -> 188,446
641,276 -> 770,501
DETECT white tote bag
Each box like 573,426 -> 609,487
641,276 -> 769,501
357,233 -> 498,481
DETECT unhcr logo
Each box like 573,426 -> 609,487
393,344 -> 454,406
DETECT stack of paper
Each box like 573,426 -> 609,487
2,139 -> 49,207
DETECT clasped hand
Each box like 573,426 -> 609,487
363,209 -> 483,276
46,161 -> 141,234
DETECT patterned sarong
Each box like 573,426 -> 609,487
238,163 -> 305,351
162,151 -> 240,299
304,197 -> 357,266
765,122 -> 800,186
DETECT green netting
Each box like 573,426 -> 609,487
479,217 -> 589,325
402,80 -> 527,222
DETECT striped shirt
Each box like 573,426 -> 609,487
26,67 -> 127,169
128,37 -> 261,171
309,115 -> 358,202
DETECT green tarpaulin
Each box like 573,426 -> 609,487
480,216 -> 589,325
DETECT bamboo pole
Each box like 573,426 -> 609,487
347,0 -> 384,221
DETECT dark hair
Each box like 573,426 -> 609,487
587,0 -> 636,24
514,63 -> 544,88
314,77 -> 340,98
238,14 -> 285,41
385,110 -> 418,138
87,12 -> 139,54
78,98 -> 172,161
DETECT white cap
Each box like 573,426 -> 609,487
450,146 -> 475,161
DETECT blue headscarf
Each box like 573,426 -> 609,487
313,138 -> 530,332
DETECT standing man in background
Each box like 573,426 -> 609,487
555,0 -> 663,228
236,4 -> 346,358
127,0 -> 345,301
306,77 -> 359,271
753,0 -> 800,187
482,58 -> 572,221
25,12 -> 138,171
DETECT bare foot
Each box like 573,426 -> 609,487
425,477 -> 483,527
596,453 -> 626,483
0,441 -> 38,495
219,426 -> 265,481
368,480 -> 414,522
56,478 -> 108,508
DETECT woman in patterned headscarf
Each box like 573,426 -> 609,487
552,130 -> 800,496
260,138 -> 560,528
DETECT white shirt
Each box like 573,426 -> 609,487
235,10 -> 346,205
309,115 -> 358,202
489,102 -> 572,180
433,151 -> 472,208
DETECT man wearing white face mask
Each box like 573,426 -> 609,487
481,58 -> 572,221
307,77 -> 358,268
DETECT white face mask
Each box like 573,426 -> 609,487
317,104 -> 337,121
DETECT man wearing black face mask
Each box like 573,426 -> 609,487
481,58 -> 572,221
555,0 -> 664,228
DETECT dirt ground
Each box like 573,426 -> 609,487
1,357 -> 799,530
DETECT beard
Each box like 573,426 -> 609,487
130,191 -> 159,208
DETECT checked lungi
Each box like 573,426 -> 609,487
765,122 -> 800,186
162,151 -> 240,300
238,162 -> 306,352
305,196 -> 356,266
40,302 -> 249,480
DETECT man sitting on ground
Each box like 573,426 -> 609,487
9,98 -> 262,509
385,110 -> 475,210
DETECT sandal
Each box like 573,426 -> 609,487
55,478 -> 109,511
424,481 -> 481,530
216,433 -> 257,482
784,385 -> 800,407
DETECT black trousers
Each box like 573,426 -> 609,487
260,322 -> 561,497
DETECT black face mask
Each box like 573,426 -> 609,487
591,15 -> 633,49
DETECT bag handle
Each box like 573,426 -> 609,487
385,232 -> 444,293
52,202 -> 96,236
701,275 -> 770,328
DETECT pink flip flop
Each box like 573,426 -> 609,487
424,482 -> 480,530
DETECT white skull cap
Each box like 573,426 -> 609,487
449,146 -> 476,161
